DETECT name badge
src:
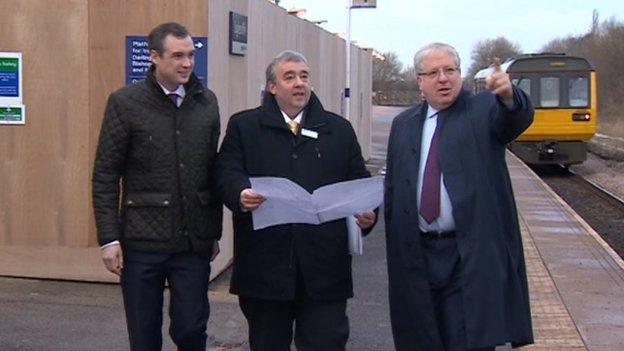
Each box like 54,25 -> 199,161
301,128 -> 318,139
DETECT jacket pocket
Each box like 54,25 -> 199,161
123,192 -> 172,242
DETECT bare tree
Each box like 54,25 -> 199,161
466,37 -> 522,82
372,51 -> 403,92
541,12 -> 624,119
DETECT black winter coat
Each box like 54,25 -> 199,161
92,68 -> 222,253
216,92 -> 371,301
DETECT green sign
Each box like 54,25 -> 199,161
0,106 -> 24,123
0,58 -> 18,72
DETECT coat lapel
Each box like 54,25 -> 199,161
406,103 -> 428,174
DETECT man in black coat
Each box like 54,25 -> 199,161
384,43 -> 534,350
216,50 -> 376,351
92,22 -> 222,351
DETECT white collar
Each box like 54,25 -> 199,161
159,83 -> 186,99
426,105 -> 439,119
281,109 -> 304,124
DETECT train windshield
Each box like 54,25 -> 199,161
512,78 -> 531,96
569,76 -> 589,107
540,77 -> 560,107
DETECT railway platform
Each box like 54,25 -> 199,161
1,152 -> 623,350
508,152 -> 624,350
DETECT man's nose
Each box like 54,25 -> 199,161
437,69 -> 451,81
182,56 -> 193,67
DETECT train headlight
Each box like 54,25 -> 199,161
572,113 -> 591,121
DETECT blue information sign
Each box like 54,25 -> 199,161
0,57 -> 19,98
125,36 -> 208,87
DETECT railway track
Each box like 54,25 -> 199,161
534,165 -> 624,259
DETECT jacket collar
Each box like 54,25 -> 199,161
260,91 -> 330,132
145,65 -> 204,99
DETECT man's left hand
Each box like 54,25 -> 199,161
355,211 -> 376,230
485,57 -> 513,101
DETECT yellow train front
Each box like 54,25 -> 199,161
474,54 -> 598,166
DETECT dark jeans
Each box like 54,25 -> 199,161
239,296 -> 349,351
121,249 -> 212,351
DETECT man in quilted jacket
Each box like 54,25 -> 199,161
92,22 -> 222,351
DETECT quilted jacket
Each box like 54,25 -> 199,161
92,67 -> 222,253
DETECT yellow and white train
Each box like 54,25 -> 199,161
475,53 -> 597,166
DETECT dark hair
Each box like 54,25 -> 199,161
148,22 -> 191,55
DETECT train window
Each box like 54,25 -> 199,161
512,78 -> 531,96
568,76 -> 589,107
540,77 -> 560,107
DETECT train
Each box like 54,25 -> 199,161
474,53 -> 597,166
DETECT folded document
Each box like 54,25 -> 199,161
249,176 -> 383,230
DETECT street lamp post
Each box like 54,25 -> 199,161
344,0 -> 352,120
344,0 -> 376,121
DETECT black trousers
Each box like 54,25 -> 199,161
121,249 -> 212,351
421,236 -> 495,351
239,296 -> 349,351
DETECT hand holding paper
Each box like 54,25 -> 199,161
249,176 -> 383,230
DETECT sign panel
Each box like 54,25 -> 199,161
229,12 -> 248,56
125,36 -> 208,87
0,105 -> 25,125
351,0 -> 377,8
0,52 -> 22,101
0,52 -> 24,125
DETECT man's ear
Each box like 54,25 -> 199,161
149,49 -> 160,66
267,82 -> 277,95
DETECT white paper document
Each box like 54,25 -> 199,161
249,176 -> 383,232
346,215 -> 363,255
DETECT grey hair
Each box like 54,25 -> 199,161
265,50 -> 309,84
413,43 -> 461,71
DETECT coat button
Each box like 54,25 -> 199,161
163,200 -> 170,205
292,153 -> 298,159
127,200 -> 133,205
179,163 -> 185,168
176,130 -> 181,135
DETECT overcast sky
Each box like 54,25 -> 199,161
276,0 -> 623,73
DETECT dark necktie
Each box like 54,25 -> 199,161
168,93 -> 179,107
420,122 -> 441,223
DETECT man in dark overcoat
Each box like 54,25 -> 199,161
215,50 -> 376,351
384,42 -> 534,350
92,22 -> 222,350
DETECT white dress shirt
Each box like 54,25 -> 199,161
417,105 -> 456,233
281,109 -> 303,124
159,83 -> 186,107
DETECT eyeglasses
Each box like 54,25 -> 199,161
417,67 -> 460,80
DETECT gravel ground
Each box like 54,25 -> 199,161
535,134 -> 624,260
571,138 -> 624,200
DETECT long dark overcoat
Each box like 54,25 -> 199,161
384,88 -> 534,350
216,92 -> 371,301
